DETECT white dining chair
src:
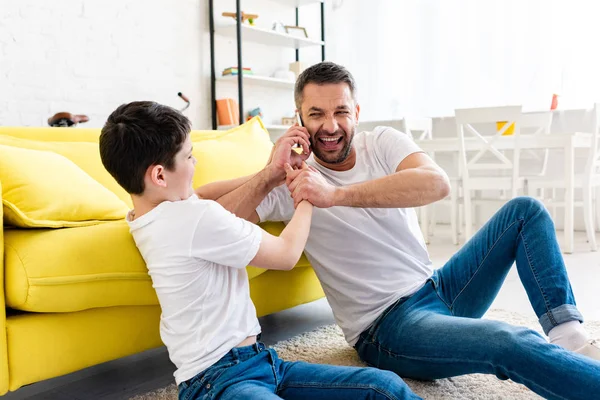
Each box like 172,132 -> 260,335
527,104 -> 600,251
455,106 -> 526,241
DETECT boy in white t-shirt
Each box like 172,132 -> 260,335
99,101 -> 421,400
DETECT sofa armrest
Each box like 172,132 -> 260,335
0,182 -> 9,395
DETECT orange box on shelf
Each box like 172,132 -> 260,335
216,98 -> 240,126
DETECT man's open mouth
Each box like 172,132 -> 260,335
318,136 -> 343,149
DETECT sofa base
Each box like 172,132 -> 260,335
3,267 -> 326,394
6,305 -> 162,393
251,267 -> 325,317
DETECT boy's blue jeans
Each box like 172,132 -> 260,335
355,197 -> 600,400
178,342 -> 421,399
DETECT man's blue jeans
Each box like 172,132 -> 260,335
178,342 -> 421,399
355,197 -> 600,400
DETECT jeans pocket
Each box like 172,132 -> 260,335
179,361 -> 237,400
179,379 -> 209,400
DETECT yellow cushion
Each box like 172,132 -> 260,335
4,221 -> 155,312
0,135 -> 131,206
0,126 -> 101,143
0,145 -> 128,228
191,117 -> 273,187
3,220 -> 286,312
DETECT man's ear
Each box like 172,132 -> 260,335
147,164 -> 167,188
355,103 -> 360,124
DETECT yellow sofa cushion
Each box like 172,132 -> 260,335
191,116 -> 273,187
0,126 -> 102,143
0,145 -> 128,228
3,220 -> 295,313
4,220 -> 155,312
0,135 -> 131,206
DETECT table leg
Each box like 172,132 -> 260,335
564,139 -> 575,253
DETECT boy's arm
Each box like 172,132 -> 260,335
249,199 -> 312,271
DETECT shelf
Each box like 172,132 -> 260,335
215,24 -> 324,49
265,125 -> 292,130
217,74 -> 295,89
218,124 -> 291,131
267,0 -> 324,6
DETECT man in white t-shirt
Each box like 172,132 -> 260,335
203,62 -> 600,399
99,101 -> 421,400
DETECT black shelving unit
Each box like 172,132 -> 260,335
208,0 -> 326,129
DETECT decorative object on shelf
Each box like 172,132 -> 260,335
247,107 -> 264,122
222,67 -> 253,76
272,21 -> 286,34
216,98 -> 240,126
289,61 -> 308,78
281,116 -> 296,126
222,11 -> 258,25
551,93 -> 559,110
272,69 -> 296,81
284,25 -> 308,38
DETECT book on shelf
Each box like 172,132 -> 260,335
216,98 -> 239,126
222,67 -> 253,76
222,71 -> 255,76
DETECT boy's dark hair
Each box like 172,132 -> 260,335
99,101 -> 191,195
294,61 -> 357,111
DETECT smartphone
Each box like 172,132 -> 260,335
294,111 -> 311,153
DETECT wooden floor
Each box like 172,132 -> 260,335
3,229 -> 599,400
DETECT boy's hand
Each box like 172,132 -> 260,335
266,124 -> 311,185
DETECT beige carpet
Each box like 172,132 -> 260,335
131,309 -> 600,400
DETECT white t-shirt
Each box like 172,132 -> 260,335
127,195 -> 262,384
257,127 -> 433,346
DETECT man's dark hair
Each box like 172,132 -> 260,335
294,61 -> 357,111
99,101 -> 191,195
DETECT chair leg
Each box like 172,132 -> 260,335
583,184 -> 597,251
429,203 -> 437,238
595,186 -> 600,233
551,188 -> 557,221
464,188 -> 473,242
450,185 -> 459,245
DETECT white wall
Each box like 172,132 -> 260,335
0,0 -> 210,128
324,0 -> 600,121
0,0 -> 327,130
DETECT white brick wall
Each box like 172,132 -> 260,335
0,0 -> 211,128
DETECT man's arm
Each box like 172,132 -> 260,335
194,125 -> 311,223
211,168 -> 280,224
287,152 -> 450,209
195,174 -> 257,201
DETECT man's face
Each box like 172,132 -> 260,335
299,83 -> 360,166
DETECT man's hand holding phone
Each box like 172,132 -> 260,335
266,120 -> 312,186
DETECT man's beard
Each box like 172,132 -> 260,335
311,127 -> 355,164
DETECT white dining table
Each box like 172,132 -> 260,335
415,132 -> 594,253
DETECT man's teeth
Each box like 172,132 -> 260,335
321,137 -> 339,142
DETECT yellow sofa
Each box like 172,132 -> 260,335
0,119 -> 324,395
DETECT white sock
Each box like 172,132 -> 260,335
548,320 -> 590,351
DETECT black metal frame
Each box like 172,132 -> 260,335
209,0 -> 326,129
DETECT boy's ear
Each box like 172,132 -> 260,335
148,164 -> 168,188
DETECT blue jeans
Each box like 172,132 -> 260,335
355,197 -> 600,400
178,342 -> 421,400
